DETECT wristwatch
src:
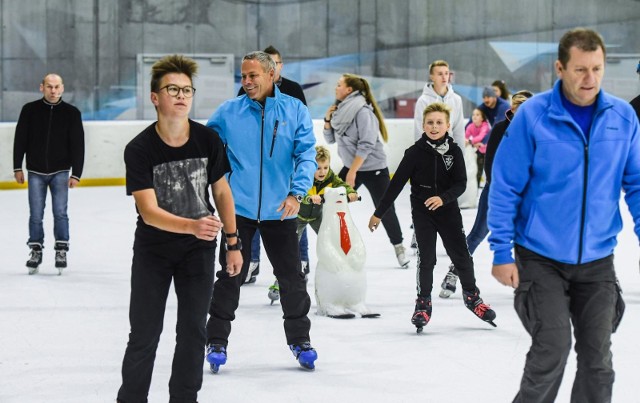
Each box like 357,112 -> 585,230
289,193 -> 304,203
225,237 -> 242,251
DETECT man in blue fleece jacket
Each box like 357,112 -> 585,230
488,28 -> 640,402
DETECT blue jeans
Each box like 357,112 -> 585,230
466,183 -> 489,255
251,227 -> 309,262
27,171 -> 70,247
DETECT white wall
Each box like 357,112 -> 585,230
0,119 -> 416,184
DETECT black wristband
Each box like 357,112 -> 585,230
225,237 -> 242,251
225,230 -> 239,238
324,118 -> 331,123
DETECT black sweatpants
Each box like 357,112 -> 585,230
118,244 -> 216,403
411,200 -> 476,297
206,215 -> 311,346
339,166 -> 404,245
513,246 -> 622,403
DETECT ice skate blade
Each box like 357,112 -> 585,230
416,326 -> 424,334
486,320 -> 497,328
210,363 -> 220,374
28,267 -> 39,275
298,363 -> 315,371
328,313 -> 356,319
361,313 -> 381,318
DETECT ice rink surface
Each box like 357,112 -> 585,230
1,185 -> 639,403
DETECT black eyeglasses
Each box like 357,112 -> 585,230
159,85 -> 196,98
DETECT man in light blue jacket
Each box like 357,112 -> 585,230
489,28 -> 640,402
204,51 -> 318,372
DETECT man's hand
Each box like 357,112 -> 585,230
14,171 -> 24,184
492,263 -> 519,288
368,215 -> 381,232
69,178 -> 80,188
225,250 -> 243,277
277,195 -> 300,220
192,215 -> 222,241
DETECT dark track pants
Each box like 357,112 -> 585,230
412,201 -> 476,297
206,215 -> 311,346
118,246 -> 215,403
513,246 -> 622,403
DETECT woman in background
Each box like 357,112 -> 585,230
323,73 -> 409,268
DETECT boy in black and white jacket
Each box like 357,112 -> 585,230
368,102 -> 496,331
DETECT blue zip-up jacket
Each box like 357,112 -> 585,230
488,80 -> 640,265
207,85 -> 317,221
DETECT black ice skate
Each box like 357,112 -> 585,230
26,244 -> 43,275
463,288 -> 497,327
411,296 -> 432,333
54,242 -> 69,275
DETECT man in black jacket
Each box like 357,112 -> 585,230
631,59 -> 640,120
13,73 -> 85,274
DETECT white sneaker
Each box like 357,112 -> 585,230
301,260 -> 310,281
245,261 -> 260,284
393,244 -> 410,268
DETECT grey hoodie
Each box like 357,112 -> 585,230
413,83 -> 465,149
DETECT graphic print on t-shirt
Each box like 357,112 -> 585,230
153,157 -> 210,219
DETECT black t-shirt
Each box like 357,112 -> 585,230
125,120 -> 230,248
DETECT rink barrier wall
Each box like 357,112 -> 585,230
0,119 -> 416,190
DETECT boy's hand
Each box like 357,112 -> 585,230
424,196 -> 443,210
368,215 -> 381,232
348,193 -> 359,202
193,215 -> 222,241
310,195 -> 322,204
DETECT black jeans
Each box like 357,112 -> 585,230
411,200 -> 476,297
339,166 -> 403,245
206,216 -> 311,346
513,246 -> 622,403
117,245 -> 216,403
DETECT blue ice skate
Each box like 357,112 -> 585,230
206,344 -> 227,373
289,342 -> 318,370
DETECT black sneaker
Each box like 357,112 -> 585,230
463,288 -> 496,327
